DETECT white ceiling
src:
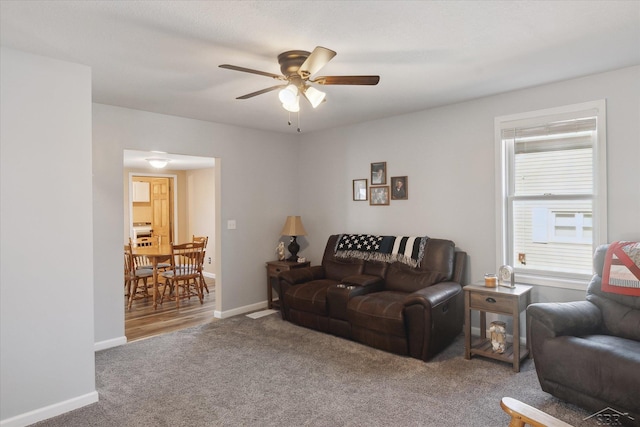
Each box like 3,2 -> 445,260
1,1 -> 639,135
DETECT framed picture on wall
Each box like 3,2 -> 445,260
370,186 -> 390,206
391,176 -> 408,200
370,162 -> 387,185
353,179 -> 368,201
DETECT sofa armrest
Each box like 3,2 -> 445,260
404,281 -> 462,309
527,301 -> 603,338
279,266 -> 325,286
278,266 -> 325,321
341,274 -> 384,287
403,281 -> 463,361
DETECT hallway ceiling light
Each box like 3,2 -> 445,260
146,158 -> 171,169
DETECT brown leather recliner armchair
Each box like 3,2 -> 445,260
527,244 -> 640,426
279,234 -> 466,361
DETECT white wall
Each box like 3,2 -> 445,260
92,104 -> 299,345
187,167 -> 216,275
298,65 -> 640,305
0,48 -> 97,426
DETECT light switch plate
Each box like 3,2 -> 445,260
227,219 -> 236,229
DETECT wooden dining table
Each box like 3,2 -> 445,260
132,243 -> 172,309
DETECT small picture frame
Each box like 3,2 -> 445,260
391,176 -> 408,200
353,179 -> 368,201
370,186 -> 390,206
370,162 -> 387,185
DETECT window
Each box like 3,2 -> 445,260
495,101 -> 607,288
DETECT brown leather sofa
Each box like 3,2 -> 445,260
527,244 -> 640,426
278,234 -> 467,361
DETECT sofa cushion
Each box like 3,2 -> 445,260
284,279 -> 335,316
542,334 -> 640,412
587,275 -> 640,341
592,295 -> 640,341
363,260 -> 388,278
323,258 -> 364,281
420,238 -> 455,277
385,262 -> 446,293
347,291 -> 407,337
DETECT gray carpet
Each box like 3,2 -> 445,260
34,313 -> 591,426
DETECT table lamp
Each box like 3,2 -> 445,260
281,216 -> 307,262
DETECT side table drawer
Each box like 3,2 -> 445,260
267,264 -> 288,277
469,291 -> 513,313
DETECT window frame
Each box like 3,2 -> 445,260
494,100 -> 607,290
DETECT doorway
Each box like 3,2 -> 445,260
123,149 -> 217,341
129,175 -> 175,244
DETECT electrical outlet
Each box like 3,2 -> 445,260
208,257 -> 211,264
227,219 -> 236,229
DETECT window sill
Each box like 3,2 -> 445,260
514,273 -> 589,291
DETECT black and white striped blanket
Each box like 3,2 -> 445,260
334,234 -> 428,268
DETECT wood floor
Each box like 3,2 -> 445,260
125,278 -> 217,342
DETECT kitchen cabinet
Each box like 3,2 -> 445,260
132,181 -> 150,202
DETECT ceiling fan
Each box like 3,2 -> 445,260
219,46 -> 380,114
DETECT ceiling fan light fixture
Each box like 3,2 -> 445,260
146,158 -> 171,169
303,86 -> 326,109
220,46 -> 379,129
278,84 -> 299,105
282,96 -> 300,113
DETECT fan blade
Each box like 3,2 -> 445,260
298,46 -> 337,78
219,64 -> 285,80
312,75 -> 380,85
236,85 -> 286,100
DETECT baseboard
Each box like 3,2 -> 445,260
203,271 -> 216,279
0,391 -> 98,427
94,335 -> 127,352
214,300 -> 269,319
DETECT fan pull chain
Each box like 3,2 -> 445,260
285,111 -> 301,132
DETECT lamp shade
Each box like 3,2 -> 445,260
303,86 -> 326,109
278,84 -> 299,105
281,216 -> 307,236
282,97 -> 300,112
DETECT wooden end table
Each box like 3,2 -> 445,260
464,283 -> 532,372
265,260 -> 310,309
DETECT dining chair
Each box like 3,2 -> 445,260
192,235 -> 210,294
131,235 -> 156,248
124,244 -> 153,309
161,242 -> 205,308
124,244 -> 135,297
129,236 -> 171,271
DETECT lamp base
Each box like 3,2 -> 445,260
287,236 -> 300,262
